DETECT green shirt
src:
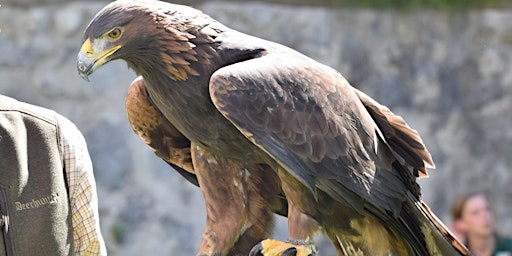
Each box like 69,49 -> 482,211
494,236 -> 512,256
466,235 -> 512,256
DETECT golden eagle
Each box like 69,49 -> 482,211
77,1 -> 469,255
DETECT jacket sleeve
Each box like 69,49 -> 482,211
58,114 -> 107,256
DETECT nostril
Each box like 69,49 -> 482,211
78,64 -> 86,72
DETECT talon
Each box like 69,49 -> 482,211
249,242 -> 264,256
282,247 -> 297,256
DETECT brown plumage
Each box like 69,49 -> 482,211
125,76 -> 197,185
77,1 -> 469,255
125,76 -> 287,255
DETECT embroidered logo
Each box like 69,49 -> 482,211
15,193 -> 59,211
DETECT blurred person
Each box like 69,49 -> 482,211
0,94 -> 106,255
452,192 -> 512,256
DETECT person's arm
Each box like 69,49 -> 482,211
58,115 -> 106,256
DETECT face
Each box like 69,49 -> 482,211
456,195 -> 494,238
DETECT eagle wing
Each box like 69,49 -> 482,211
209,50 -> 413,215
126,77 -> 198,186
209,48 -> 469,255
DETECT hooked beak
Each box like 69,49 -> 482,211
77,38 -> 122,82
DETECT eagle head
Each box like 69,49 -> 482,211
77,0 -> 206,81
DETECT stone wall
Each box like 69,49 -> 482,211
1,1 -> 511,255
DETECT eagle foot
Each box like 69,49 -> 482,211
249,239 -> 318,256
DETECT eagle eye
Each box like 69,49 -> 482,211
107,28 -> 122,40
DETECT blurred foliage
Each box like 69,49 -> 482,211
248,0 -> 510,10
110,222 -> 127,245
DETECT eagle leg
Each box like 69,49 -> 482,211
193,146 -> 250,255
192,144 -> 282,255
249,167 -> 321,256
